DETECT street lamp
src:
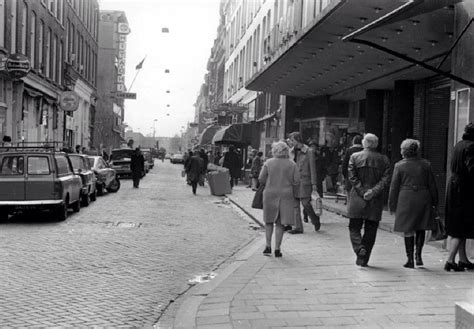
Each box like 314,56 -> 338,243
153,119 -> 158,139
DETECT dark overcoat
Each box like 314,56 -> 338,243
445,136 -> 474,239
223,151 -> 241,178
388,158 -> 438,232
186,155 -> 204,183
130,151 -> 144,178
347,149 -> 391,221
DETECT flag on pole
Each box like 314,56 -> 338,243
135,57 -> 146,70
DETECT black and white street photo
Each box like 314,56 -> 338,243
0,0 -> 473,328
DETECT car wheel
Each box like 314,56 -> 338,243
107,178 -> 120,193
90,189 -> 97,202
55,201 -> 68,221
72,198 -> 81,213
97,184 -> 104,196
81,191 -> 91,207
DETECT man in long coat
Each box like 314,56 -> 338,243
131,148 -> 145,188
288,132 -> 320,233
223,145 -> 241,188
347,133 -> 391,266
186,152 -> 204,195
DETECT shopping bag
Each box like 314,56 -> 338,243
429,207 -> 446,241
310,191 -> 323,216
181,170 -> 186,178
251,184 -> 264,209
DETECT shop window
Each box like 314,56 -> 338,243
454,88 -> 470,143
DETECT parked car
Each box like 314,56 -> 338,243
170,153 -> 184,164
141,148 -> 154,170
109,148 -> 146,178
0,147 -> 82,221
164,153 -> 171,160
88,156 -> 120,195
69,154 -> 97,206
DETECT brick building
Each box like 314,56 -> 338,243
0,0 -> 99,148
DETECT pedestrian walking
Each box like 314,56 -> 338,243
342,135 -> 363,193
223,145 -> 241,188
259,141 -> 300,257
185,151 -> 205,195
250,151 -> 263,191
347,133 -> 391,267
388,139 -> 438,268
131,147 -> 145,188
288,132 -> 320,233
444,122 -> 474,272
246,149 -> 257,188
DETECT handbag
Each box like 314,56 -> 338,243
181,170 -> 186,178
251,183 -> 265,209
429,207 -> 446,241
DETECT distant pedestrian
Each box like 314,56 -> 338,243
444,122 -> 474,272
342,135 -> 363,193
75,145 -> 81,153
186,151 -> 205,195
130,147 -> 145,188
259,141 -> 300,258
246,149 -> 257,187
198,149 -> 209,186
250,151 -> 263,191
288,132 -> 320,233
388,139 -> 438,269
347,133 -> 391,267
213,151 -> 222,166
223,145 -> 241,188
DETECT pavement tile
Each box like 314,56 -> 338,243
195,315 -> 230,325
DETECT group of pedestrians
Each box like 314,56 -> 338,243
257,123 -> 474,273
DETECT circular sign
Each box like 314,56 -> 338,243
5,53 -> 31,79
59,91 -> 80,112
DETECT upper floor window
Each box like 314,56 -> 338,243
38,21 -> 44,73
30,12 -> 36,68
20,1 -> 27,55
47,0 -> 55,14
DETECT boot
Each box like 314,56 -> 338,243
403,237 -> 415,268
415,230 -> 425,266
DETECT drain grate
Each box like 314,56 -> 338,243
104,221 -> 143,228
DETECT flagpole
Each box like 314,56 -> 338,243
128,69 -> 141,92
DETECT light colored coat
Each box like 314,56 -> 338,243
291,144 -> 317,198
259,158 -> 300,225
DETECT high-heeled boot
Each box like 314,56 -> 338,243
403,236 -> 415,268
415,230 -> 425,266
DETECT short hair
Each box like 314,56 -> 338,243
257,151 -> 263,157
362,133 -> 379,149
288,131 -> 304,143
271,141 -> 290,158
352,135 -> 363,145
465,122 -> 474,134
400,139 -> 420,158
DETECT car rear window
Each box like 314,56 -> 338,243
0,156 -> 24,175
69,156 -> 86,170
88,158 -> 95,167
28,156 -> 50,175
111,150 -> 133,161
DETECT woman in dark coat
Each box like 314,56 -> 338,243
389,139 -> 438,268
444,122 -> 474,271
185,151 -> 204,195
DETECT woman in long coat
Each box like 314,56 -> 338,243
389,139 -> 438,268
444,122 -> 474,272
259,141 -> 300,257
185,151 -> 204,195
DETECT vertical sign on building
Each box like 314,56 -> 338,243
116,23 -> 130,92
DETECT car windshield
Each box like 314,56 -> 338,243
88,158 -> 96,167
111,150 -> 133,161
69,156 -> 84,170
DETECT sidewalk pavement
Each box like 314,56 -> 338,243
158,186 -> 474,329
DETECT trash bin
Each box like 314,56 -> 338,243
207,170 -> 232,196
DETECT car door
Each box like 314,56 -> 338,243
55,154 -> 81,204
0,154 -> 25,201
25,155 -> 55,201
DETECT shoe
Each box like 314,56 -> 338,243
314,222 -> 321,231
274,249 -> 282,257
444,261 -> 465,272
263,247 -> 272,256
356,247 -> 367,266
458,261 -> 474,270
303,216 -> 308,223
288,229 -> 303,234
403,237 -> 415,269
284,225 -> 292,231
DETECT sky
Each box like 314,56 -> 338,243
99,0 -> 221,137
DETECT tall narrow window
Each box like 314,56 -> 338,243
0,0 -> 5,48
52,36 -> 57,82
56,0 -> 63,23
10,0 -> 17,53
30,12 -> 36,68
65,19 -> 69,62
38,21 -> 44,73
58,41 -> 63,85
21,1 -> 27,55
45,28 -> 51,78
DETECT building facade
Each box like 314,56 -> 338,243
93,10 -> 130,152
0,0 -> 99,148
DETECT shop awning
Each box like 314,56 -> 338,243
196,124 -> 221,147
212,123 -> 254,146
245,0 -> 463,98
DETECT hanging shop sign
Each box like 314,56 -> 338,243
115,92 -> 137,99
59,91 -> 80,112
117,23 -> 131,34
116,32 -> 127,93
5,53 -> 31,79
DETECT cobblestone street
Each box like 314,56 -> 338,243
0,161 -> 260,327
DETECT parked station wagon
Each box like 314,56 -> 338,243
0,147 -> 82,221
69,154 -> 97,206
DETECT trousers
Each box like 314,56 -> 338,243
294,197 -> 320,231
348,218 -> 379,262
